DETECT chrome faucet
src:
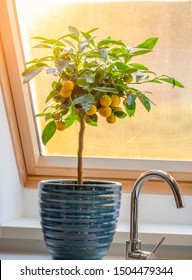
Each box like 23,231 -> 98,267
126,170 -> 184,260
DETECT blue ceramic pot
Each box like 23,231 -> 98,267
39,180 -> 122,260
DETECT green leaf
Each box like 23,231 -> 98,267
138,96 -> 151,112
114,111 -> 127,118
33,39 -> 64,48
150,79 -> 163,84
73,93 -> 94,111
32,36 -> 58,44
85,114 -> 98,126
86,27 -> 99,34
76,77 -> 89,87
98,48 -> 109,60
125,101 -> 136,117
49,39 -> 65,46
85,75 -> 95,83
67,33 -> 79,42
116,62 -> 130,72
93,87 -> 118,93
131,49 -> 152,57
45,90 -> 57,103
81,27 -> 99,45
25,59 -> 39,65
22,63 -> 47,83
98,39 -> 125,48
136,37 -> 158,50
22,63 -> 47,76
79,40 -> 89,51
56,58 -> 69,72
73,96 -> 83,105
35,113 -> 46,118
158,77 -> 184,88
68,26 -> 80,38
129,63 -> 149,70
65,114 -> 76,128
111,47 -> 128,56
32,36 -> 51,41
81,94 -> 95,111
45,113 -> 53,121
51,81 -> 58,90
42,121 -> 56,145
46,68 -> 58,75
81,27 -> 99,38
125,68 -> 138,75
62,38 -> 76,49
37,56 -> 54,63
25,56 -> 53,65
33,44 -> 52,49
127,93 -> 137,106
86,53 -> 103,59
53,47 -> 62,59
136,75 -> 146,83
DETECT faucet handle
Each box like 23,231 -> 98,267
146,237 -> 165,260
152,236 -> 165,254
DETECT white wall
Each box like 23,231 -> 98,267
0,85 -> 23,224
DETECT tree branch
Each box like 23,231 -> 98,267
77,112 -> 86,184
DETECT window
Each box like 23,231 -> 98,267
0,0 -> 192,188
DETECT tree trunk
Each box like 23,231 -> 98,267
77,113 -> 85,184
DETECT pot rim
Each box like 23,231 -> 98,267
38,179 -> 122,187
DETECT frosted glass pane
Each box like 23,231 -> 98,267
16,0 -> 192,160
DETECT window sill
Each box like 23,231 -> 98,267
0,252 -> 124,260
1,217 -> 192,247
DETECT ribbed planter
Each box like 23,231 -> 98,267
39,180 -> 122,260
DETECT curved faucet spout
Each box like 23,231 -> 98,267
127,170 -> 184,260
130,169 -> 184,241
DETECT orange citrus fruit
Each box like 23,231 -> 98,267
111,95 -> 121,106
86,105 -> 97,116
98,106 -> 112,117
60,88 -> 72,98
106,114 -> 116,124
56,121 -> 66,131
63,80 -> 74,91
99,95 -> 112,107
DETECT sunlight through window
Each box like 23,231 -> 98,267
16,0 -> 192,160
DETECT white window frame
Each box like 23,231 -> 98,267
0,0 -> 192,190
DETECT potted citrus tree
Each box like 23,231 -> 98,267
22,26 -> 184,260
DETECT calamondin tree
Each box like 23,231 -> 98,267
22,26 -> 184,184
